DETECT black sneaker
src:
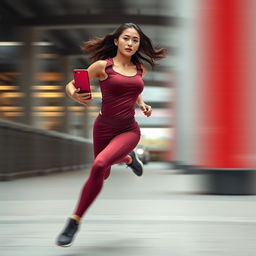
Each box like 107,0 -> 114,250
126,150 -> 143,176
56,218 -> 79,247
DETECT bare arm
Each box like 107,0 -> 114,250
65,80 -> 77,99
136,94 -> 152,117
136,64 -> 148,105
136,94 -> 145,106
136,65 -> 152,117
65,60 -> 106,105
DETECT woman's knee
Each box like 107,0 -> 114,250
90,158 -> 108,178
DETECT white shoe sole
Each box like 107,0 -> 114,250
56,242 -> 72,247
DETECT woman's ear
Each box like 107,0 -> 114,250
114,38 -> 118,46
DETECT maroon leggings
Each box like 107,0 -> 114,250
73,114 -> 141,217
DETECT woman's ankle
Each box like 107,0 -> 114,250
127,155 -> 132,164
71,214 -> 81,224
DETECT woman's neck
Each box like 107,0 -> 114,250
113,53 -> 133,67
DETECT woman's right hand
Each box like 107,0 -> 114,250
72,88 -> 93,106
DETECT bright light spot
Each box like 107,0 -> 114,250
137,148 -> 144,155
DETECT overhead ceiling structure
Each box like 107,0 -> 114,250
0,0 -> 178,66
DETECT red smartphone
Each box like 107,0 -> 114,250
73,69 -> 91,98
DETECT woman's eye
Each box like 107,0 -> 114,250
122,37 -> 139,43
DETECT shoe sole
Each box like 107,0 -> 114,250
56,233 -> 78,247
56,242 -> 72,247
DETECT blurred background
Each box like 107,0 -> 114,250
1,0 -> 256,255
0,0 -> 177,174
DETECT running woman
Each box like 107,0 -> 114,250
56,23 -> 167,247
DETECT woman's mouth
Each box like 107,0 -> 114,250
125,48 -> 132,52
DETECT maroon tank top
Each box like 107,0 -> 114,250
99,58 -> 144,119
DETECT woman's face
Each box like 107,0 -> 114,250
114,28 -> 140,56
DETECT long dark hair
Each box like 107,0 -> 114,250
81,23 -> 167,68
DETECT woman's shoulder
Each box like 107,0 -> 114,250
93,59 -> 108,68
95,59 -> 114,69
87,60 -> 109,73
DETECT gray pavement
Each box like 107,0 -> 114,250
1,162 -> 256,256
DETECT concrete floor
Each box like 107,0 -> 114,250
1,162 -> 256,256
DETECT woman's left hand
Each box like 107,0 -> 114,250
139,103 -> 152,117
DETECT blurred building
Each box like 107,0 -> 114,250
0,0 -> 179,162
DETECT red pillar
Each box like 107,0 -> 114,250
196,0 -> 256,169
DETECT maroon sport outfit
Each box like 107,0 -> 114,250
74,58 -> 144,217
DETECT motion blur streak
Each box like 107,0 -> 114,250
196,0 -> 256,168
